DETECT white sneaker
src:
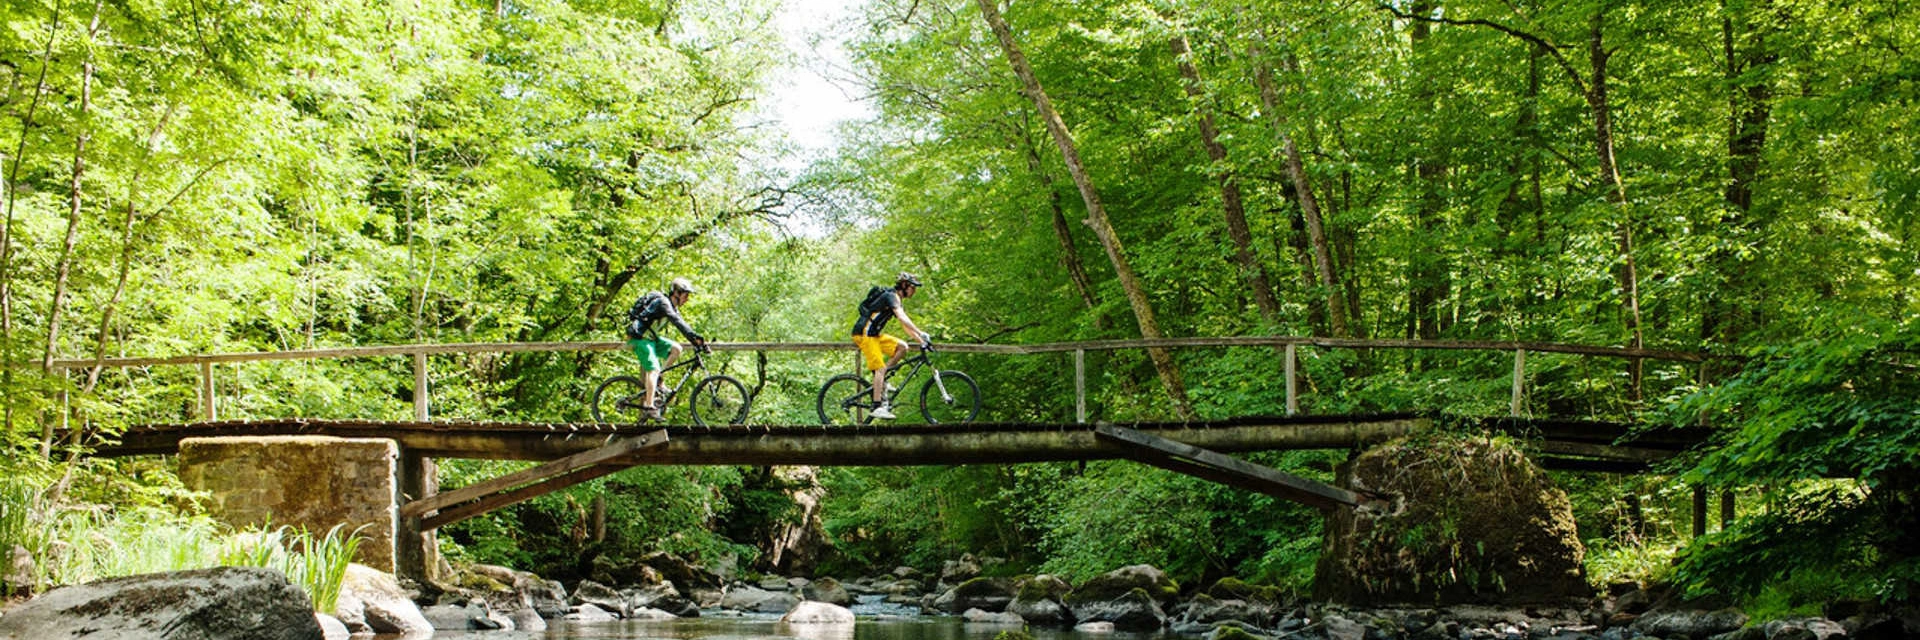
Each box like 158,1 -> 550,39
870,404 -> 897,420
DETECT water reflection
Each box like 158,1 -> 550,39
424,613 -> 1179,640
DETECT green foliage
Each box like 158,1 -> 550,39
1670,483 -> 1913,603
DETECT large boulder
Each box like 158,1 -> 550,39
1009,575 -> 1076,627
928,577 -> 1016,614
639,551 -> 723,592
1314,435 -> 1591,606
339,563 -> 433,635
1632,608 -> 1750,638
783,601 -> 856,624
0,566 -> 323,640
803,576 -> 854,606
1065,565 -> 1179,609
1068,586 -> 1167,632
570,580 -> 628,616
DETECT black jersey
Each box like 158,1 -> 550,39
851,286 -> 901,337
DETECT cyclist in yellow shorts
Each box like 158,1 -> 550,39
849,272 -> 930,420
623,277 -> 707,421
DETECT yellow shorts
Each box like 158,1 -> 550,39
852,335 -> 908,372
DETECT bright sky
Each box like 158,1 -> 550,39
762,0 -> 875,161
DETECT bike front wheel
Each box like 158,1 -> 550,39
816,373 -> 873,426
690,375 -> 751,426
919,370 -> 980,424
591,376 -> 649,423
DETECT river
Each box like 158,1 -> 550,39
427,596 -> 1180,640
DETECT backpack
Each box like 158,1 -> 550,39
625,291 -> 668,339
858,286 -> 891,315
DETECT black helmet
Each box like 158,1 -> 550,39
896,272 -> 922,288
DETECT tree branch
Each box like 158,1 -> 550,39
1375,3 -> 1590,98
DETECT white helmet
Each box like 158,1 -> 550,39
669,277 -> 696,294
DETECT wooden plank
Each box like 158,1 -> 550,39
420,464 -> 627,530
398,429 -> 666,517
1095,425 -> 1361,510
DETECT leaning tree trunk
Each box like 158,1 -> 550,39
1019,127 -> 1101,315
44,8 -> 101,454
1251,38 -> 1349,338
977,0 -> 1193,419
1170,34 -> 1282,326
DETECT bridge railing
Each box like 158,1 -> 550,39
47,338 -> 1709,425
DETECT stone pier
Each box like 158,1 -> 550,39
179,436 -> 400,572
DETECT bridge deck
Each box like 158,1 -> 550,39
80,414 -> 1706,469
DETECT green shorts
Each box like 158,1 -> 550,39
628,337 -> 678,372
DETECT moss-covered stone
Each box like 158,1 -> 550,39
1205,577 -> 1284,604
1313,434 -> 1590,606
1209,625 -> 1266,640
1064,565 -> 1178,607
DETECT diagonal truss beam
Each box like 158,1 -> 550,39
1095,425 -> 1365,511
399,429 -> 667,526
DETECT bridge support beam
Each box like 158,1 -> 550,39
396,448 -> 440,585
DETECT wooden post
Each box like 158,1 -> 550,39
1691,485 -> 1708,538
396,448 -> 439,584
1511,349 -> 1526,417
413,352 -> 429,422
199,361 -> 216,422
1720,489 -> 1734,530
1074,349 -> 1086,424
1284,344 -> 1298,416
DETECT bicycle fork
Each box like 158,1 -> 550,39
930,370 -> 956,404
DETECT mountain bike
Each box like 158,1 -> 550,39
816,344 -> 980,425
593,345 -> 750,426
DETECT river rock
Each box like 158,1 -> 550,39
317,613 -> 350,640
930,577 -> 1016,614
1176,593 -> 1271,628
572,579 -> 628,616
1009,574 -> 1075,627
511,607 -> 547,630
1763,618 -> 1847,640
340,563 -> 433,635
1067,565 -> 1179,608
641,551 -> 724,591
784,601 -> 857,624
940,554 -> 982,587
805,577 -> 855,606
1314,435 -> 1591,606
0,566 -> 322,640
423,602 -> 507,630
1632,608 -> 1750,638
964,608 -> 1027,624
566,602 -> 619,621
725,585 -> 800,613
1068,587 -> 1167,631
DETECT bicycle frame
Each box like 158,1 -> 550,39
871,348 -> 959,406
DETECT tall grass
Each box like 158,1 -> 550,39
0,476 -> 365,613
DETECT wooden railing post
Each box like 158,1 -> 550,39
199,361 -> 216,422
413,352 -> 429,422
1074,349 -> 1086,424
1511,349 -> 1526,417
1692,485 -> 1709,538
1284,344 -> 1298,416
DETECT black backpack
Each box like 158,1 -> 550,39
858,286 -> 891,316
625,291 -> 667,339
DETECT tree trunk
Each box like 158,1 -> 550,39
1019,128 -> 1101,315
1170,34 -> 1281,326
1584,7 -> 1645,401
1406,3 -> 1450,341
1251,38 -> 1349,338
85,103 -> 180,392
976,0 -> 1193,418
1704,0 -> 1774,365
44,7 -> 101,453
3,6 -> 62,431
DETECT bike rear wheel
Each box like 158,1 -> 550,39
690,375 -> 751,426
816,373 -> 873,426
920,370 -> 980,424
591,376 -> 650,423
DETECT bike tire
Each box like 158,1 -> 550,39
690,375 -> 751,426
919,370 -> 980,424
591,376 -> 649,424
816,373 -> 873,426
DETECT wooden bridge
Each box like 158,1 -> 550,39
49,336 -> 1715,583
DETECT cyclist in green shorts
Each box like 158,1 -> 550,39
850,272 -> 931,420
624,278 -> 707,421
